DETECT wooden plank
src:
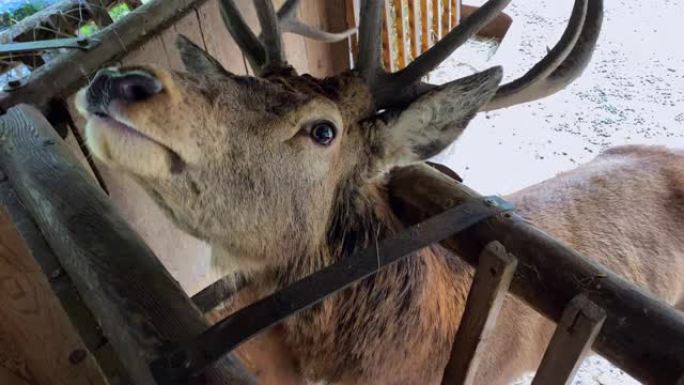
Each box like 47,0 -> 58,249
442,0 -> 450,34
420,0 -> 430,51
197,0 -> 250,74
531,295 -> 606,385
0,0 -> 213,113
0,318 -> 36,385
450,0 -> 459,28
0,209 -> 107,385
323,0 -> 353,74
387,164 -> 684,385
440,241 -> 517,385
123,35 -> 173,68
382,1 -> 394,72
0,364 -> 33,385
276,0 -> 312,74
393,0 -> 408,69
431,0 -> 441,41
296,0 -> 351,77
0,183 -> 130,385
345,0 -> 359,66
0,105 -> 255,385
407,0 -> 419,59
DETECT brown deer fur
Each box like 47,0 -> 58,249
76,58 -> 684,385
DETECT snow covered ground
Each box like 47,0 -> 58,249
430,0 -> 684,383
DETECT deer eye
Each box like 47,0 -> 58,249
309,121 -> 336,146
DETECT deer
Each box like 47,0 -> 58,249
74,0 -> 684,384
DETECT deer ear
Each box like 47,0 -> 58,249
176,34 -> 231,78
376,67 -> 502,166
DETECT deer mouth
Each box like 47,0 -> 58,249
83,108 -> 186,175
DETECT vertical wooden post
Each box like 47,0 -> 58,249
345,0 -> 359,63
531,295 -> 606,385
450,0 -> 459,28
431,0 -> 441,41
440,241 -> 518,385
393,0 -> 408,68
441,0 -> 451,35
420,0 -> 430,51
407,0 -> 420,59
382,1 -> 395,72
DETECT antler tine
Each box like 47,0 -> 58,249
356,0 -> 387,87
392,0 -> 512,86
276,0 -> 356,43
483,0 -> 603,111
218,0 -> 267,73
253,0 -> 286,69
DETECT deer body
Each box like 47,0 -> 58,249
72,1 -> 682,384
227,145 -> 684,385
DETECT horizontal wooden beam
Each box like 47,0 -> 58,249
0,104 -> 254,385
0,0 -> 210,113
388,163 -> 684,385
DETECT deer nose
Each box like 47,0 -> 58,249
86,69 -> 162,115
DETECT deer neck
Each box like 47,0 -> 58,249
256,180 -> 472,382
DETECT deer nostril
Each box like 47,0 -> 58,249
86,69 -> 162,114
116,72 -> 163,102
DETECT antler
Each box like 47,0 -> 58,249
277,0 -> 356,43
357,0 -> 603,111
219,0 -> 356,75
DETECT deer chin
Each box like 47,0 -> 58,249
84,112 -> 185,178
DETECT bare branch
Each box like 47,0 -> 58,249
356,0 -> 386,85
393,0 -> 512,86
484,0 -> 603,110
218,0 -> 266,72
253,0 -> 285,68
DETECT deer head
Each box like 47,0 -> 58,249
75,0 -> 602,273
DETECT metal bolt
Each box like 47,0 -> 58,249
69,349 -> 87,365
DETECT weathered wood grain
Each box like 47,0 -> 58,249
0,209 -> 107,385
440,241 -> 517,385
0,182 -> 130,385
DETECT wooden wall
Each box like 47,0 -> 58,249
66,0 -> 351,296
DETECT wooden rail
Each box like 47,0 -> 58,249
388,164 -> 684,385
0,104 -> 254,385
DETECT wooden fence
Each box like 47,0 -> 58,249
0,1 -> 682,385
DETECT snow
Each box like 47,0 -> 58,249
429,0 -> 684,383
